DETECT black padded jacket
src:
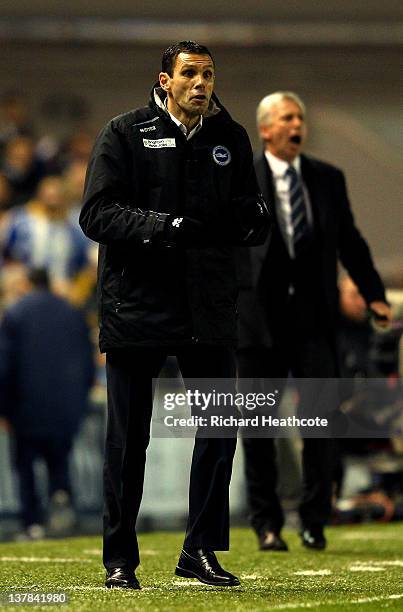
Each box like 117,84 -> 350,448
80,85 -> 271,351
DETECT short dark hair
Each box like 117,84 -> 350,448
161,41 -> 214,77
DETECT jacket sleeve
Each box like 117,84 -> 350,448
224,126 -> 272,247
336,169 -> 386,304
79,120 -> 170,246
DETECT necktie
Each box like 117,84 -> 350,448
286,165 -> 309,255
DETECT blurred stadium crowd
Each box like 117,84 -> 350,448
0,91 -> 402,541
0,92 -> 105,540
0,91 -> 98,311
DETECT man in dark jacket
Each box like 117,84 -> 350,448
80,41 -> 270,589
237,91 -> 391,553
0,267 -> 94,538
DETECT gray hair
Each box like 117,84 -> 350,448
256,91 -> 306,128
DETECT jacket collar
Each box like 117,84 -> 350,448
256,149 -> 315,199
264,150 -> 301,178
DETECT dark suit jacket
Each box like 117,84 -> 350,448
237,151 -> 386,349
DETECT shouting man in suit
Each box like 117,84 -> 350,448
237,91 -> 391,552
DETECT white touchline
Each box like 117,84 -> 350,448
240,574 -> 265,579
349,566 -> 385,572
172,580 -> 222,587
268,594 -> 403,610
269,604 -> 318,610
1,586 -> 160,592
64,586 -> 159,591
81,548 -> 156,556
0,557 -> 93,563
340,532 -> 403,540
349,560 -> 403,572
60,586 -> 160,592
354,595 -> 403,604
377,560 -> 403,566
140,550 -> 157,555
82,549 -> 100,555
351,560 -> 403,567
294,570 -> 331,576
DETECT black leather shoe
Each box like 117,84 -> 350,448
259,530 -> 288,551
301,527 -> 327,550
175,548 -> 240,586
105,567 -> 140,589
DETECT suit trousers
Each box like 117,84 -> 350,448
12,434 -> 73,527
238,328 -> 338,536
103,345 -> 237,571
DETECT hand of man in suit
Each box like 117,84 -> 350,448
369,301 -> 392,328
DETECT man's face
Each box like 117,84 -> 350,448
38,178 -> 65,212
159,53 -> 215,123
259,98 -> 306,163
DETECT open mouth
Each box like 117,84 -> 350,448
290,135 -> 302,144
192,95 -> 207,102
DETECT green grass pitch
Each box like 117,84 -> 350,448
0,523 -> 403,610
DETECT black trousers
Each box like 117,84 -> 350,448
238,329 -> 338,536
12,434 -> 73,527
103,345 -> 237,571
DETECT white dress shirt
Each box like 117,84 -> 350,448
265,150 -> 313,259
165,100 -> 203,141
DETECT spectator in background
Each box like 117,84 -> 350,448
0,173 -> 13,246
36,129 -> 95,177
338,273 -> 373,378
1,136 -> 46,207
0,92 -> 33,156
1,175 -> 90,304
334,272 -> 403,515
338,271 -> 402,379
0,172 -> 13,212
0,261 -> 29,311
63,160 -> 90,228
59,130 -> 94,170
334,274 -> 375,499
0,267 -> 95,539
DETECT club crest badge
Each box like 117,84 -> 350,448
212,145 -> 231,166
